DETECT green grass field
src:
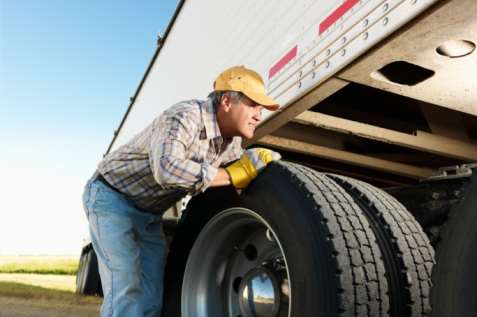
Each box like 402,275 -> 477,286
0,255 -> 79,275
0,273 -> 77,292
0,280 -> 99,303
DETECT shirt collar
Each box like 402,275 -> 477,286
200,98 -> 223,140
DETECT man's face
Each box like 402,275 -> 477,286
218,94 -> 263,139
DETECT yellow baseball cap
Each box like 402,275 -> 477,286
214,65 -> 280,111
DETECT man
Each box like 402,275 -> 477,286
82,65 -> 281,317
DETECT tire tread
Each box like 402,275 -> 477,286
281,162 -> 389,317
327,174 -> 434,316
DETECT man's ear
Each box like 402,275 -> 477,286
220,94 -> 233,113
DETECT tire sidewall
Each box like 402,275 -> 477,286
432,173 -> 477,317
242,165 -> 342,316
163,164 -> 340,316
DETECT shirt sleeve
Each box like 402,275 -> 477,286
149,109 -> 218,193
220,137 -> 244,166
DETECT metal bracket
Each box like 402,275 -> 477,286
425,163 -> 477,181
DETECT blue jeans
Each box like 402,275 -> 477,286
82,177 -> 168,317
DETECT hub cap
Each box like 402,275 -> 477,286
239,267 -> 280,317
181,208 -> 291,317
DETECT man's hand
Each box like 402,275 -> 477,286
225,148 -> 281,189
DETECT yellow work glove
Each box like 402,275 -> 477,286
225,148 -> 281,189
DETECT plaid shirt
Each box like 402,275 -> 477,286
97,98 -> 244,214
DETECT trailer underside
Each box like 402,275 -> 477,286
250,0 -> 477,187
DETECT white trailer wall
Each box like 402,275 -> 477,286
111,0 -> 437,151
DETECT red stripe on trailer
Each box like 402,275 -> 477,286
269,45 -> 298,79
319,0 -> 359,35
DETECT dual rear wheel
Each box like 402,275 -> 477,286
163,162 -> 434,317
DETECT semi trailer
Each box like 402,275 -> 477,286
76,0 -> 477,316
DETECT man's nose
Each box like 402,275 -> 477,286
254,107 -> 263,121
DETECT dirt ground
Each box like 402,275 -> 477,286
0,273 -> 101,317
0,296 -> 100,317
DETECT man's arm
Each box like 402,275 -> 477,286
149,107 -> 219,193
208,168 -> 232,187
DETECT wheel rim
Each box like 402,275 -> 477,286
181,208 -> 291,317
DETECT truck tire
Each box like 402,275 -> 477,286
76,245 -> 102,296
327,174 -> 435,317
431,172 -> 477,317
163,161 -> 389,317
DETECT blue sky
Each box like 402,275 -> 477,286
0,0 -> 179,255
